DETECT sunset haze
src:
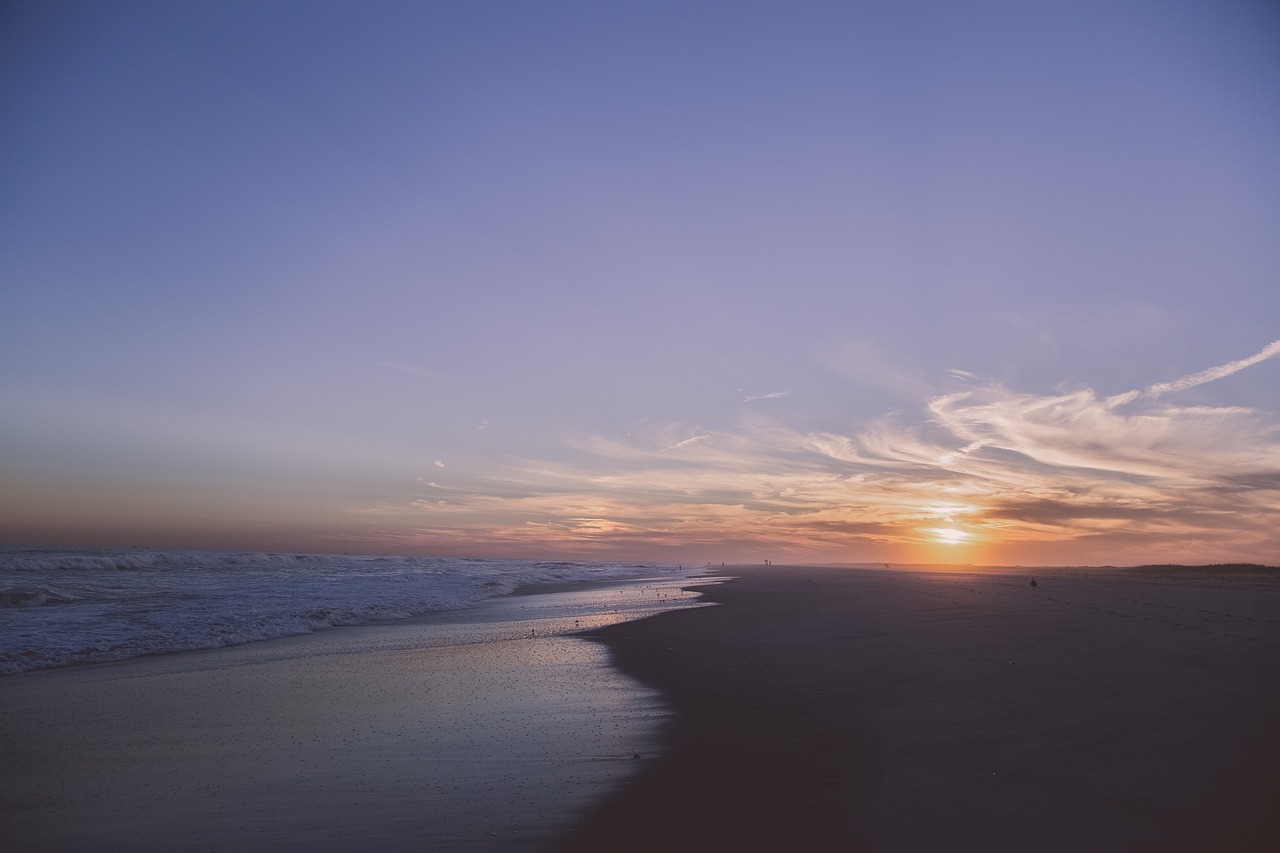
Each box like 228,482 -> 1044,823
3,0 -> 1279,565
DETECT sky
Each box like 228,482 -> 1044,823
2,0 -> 1279,566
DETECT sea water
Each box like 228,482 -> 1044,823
0,547 -> 690,674
1,550 -> 714,850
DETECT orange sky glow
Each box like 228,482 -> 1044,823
4,2 -> 1278,568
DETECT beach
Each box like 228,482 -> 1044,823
567,565 -> 1280,852
3,565 -> 1278,852
0,576 -> 701,852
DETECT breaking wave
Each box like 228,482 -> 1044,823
0,548 -> 672,674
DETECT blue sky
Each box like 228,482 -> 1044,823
3,0 -> 1279,564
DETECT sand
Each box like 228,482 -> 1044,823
564,565 -> 1280,852
0,579 -> 697,852
4,566 -> 1277,852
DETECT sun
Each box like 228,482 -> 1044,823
931,528 -> 970,545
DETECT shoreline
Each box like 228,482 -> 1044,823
0,564 -> 698,679
5,564 -> 1277,851
0,575 -> 699,852
564,565 -> 1280,852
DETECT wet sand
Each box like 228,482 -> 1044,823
5,567 -> 1276,851
565,565 -> 1280,852
0,579 -> 700,852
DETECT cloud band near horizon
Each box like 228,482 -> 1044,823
384,339 -> 1280,565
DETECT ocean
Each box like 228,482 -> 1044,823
1,548 -> 714,850
0,547 -> 692,675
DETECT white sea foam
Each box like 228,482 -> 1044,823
0,548 -> 675,674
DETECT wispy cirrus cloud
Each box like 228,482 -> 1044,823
380,340 -> 1280,564
740,390 -> 790,403
1143,339 -> 1280,398
663,433 -> 711,451
793,340 -> 1280,559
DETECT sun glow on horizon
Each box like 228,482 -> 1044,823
928,528 -> 971,545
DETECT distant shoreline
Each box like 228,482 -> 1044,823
764,561 -> 1280,573
1121,562 -> 1280,575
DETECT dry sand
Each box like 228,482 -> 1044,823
564,565 -> 1280,852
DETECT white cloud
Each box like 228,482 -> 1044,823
741,391 -> 790,403
664,434 -> 711,451
1142,339 -> 1280,398
383,340 -> 1280,563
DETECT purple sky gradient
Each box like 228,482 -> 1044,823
3,0 -> 1279,564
